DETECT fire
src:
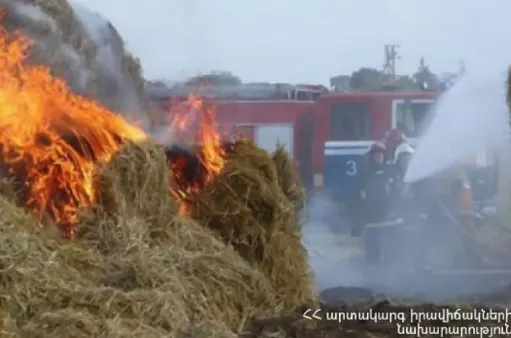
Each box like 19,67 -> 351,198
167,95 -> 226,213
0,25 -> 145,235
0,20 -> 226,233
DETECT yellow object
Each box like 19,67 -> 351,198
444,167 -> 475,217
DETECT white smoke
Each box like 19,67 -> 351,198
405,69 -> 510,183
70,2 -> 146,121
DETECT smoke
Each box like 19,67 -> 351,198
299,195 -> 441,298
302,194 -> 366,291
70,2 -> 147,122
303,191 -> 511,301
3,0 -> 150,129
2,1 -> 91,91
405,69 -> 510,183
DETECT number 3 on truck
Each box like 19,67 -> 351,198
346,160 -> 357,176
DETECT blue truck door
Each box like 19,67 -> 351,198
323,141 -> 372,201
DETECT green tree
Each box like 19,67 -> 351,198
349,67 -> 387,91
412,58 -> 439,90
186,71 -> 242,86
349,67 -> 419,91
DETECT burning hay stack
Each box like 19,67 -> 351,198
0,140 -> 316,337
0,8 -> 316,336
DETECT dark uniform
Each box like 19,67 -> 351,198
359,164 -> 392,224
350,142 -> 392,236
355,142 -> 393,265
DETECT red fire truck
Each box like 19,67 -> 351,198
147,82 -> 439,198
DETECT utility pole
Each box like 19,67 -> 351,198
383,44 -> 400,79
458,60 -> 466,76
418,57 -> 428,72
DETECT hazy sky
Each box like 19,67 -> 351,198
72,0 -> 511,85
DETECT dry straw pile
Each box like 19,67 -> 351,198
0,1 -> 317,336
191,140 -> 315,310
0,140 -> 317,337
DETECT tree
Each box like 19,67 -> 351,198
349,67 -> 387,91
412,58 -> 438,91
394,75 -> 421,91
186,71 -> 242,86
349,67 -> 418,91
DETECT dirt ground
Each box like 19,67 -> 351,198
250,224 -> 511,338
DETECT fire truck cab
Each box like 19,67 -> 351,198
313,91 -> 437,201
313,89 -> 499,211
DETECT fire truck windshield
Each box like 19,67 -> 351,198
330,102 -> 371,140
395,100 -> 433,137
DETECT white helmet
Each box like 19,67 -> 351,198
393,142 -> 414,163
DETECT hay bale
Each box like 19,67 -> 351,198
0,0 -> 149,123
93,141 -> 176,220
0,141 -> 295,336
226,138 -> 279,183
0,138 -> 314,336
191,139 -> 317,312
72,141 -> 279,334
79,141 -> 183,251
272,146 -> 306,211
0,195 -> 109,334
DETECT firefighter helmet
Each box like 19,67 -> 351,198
384,128 -> 406,146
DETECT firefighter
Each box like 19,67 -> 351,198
442,166 -> 475,226
357,142 -> 392,224
393,142 -> 415,181
435,165 -> 480,268
389,142 -> 421,226
381,128 -> 408,164
357,142 -> 393,264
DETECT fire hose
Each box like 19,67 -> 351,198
436,199 -> 511,268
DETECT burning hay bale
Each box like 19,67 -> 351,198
78,140 -> 178,252
92,140 -> 177,220
0,10 -> 318,335
0,17 -> 147,237
0,139 -> 286,336
190,138 -> 317,311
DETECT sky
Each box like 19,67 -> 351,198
72,0 -> 511,85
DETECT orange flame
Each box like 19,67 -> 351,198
167,95 -> 225,213
0,24 -> 145,236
